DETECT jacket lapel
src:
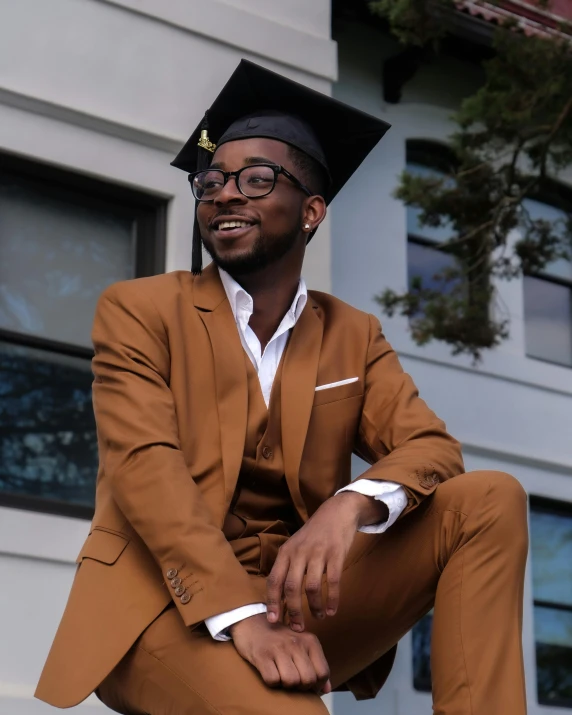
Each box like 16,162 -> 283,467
193,265 -> 248,513
281,298 -> 323,522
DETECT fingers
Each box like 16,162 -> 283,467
273,651 -> 303,690
304,559 -> 326,620
266,553 -> 289,624
274,634 -> 331,694
306,633 -> 331,693
283,559 -> 307,632
290,646 -> 320,692
325,556 -> 343,617
236,617 -> 331,696
257,658 -> 281,689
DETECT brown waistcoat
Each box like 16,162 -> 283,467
223,352 -> 299,577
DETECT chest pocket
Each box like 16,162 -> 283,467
75,527 -> 129,565
313,378 -> 363,407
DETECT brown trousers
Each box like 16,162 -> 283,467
97,470 -> 528,715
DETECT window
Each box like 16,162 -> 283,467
530,498 -> 572,707
0,153 -> 166,518
522,197 -> 572,367
412,610 -> 433,692
406,142 -> 465,312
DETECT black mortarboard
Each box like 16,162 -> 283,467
171,59 -> 391,273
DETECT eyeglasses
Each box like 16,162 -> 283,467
188,163 -> 313,202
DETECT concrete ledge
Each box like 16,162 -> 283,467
96,0 -> 338,80
0,684 -> 105,713
0,507 -> 89,564
0,87 -> 184,155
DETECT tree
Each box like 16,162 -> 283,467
369,0 -> 572,360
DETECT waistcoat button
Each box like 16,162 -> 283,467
262,446 -> 273,459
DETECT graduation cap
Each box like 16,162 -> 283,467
171,59 -> 391,274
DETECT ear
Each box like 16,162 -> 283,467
302,195 -> 327,234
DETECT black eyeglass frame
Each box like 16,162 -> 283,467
187,163 -> 314,202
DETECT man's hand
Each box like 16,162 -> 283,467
230,613 -> 332,694
266,492 -> 388,632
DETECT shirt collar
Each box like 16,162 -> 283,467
218,266 -> 307,328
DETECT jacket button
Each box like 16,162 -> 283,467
180,592 -> 191,604
166,568 -> 178,579
174,585 -> 186,596
262,446 -> 273,459
170,577 -> 182,588
419,473 -> 439,489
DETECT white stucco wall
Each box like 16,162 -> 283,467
330,20 -> 572,715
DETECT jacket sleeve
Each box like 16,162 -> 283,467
91,281 -> 264,627
353,315 -> 464,516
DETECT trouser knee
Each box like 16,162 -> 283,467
466,470 -> 528,553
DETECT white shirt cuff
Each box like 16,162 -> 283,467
204,603 -> 268,641
336,480 -> 408,534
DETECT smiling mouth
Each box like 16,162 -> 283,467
216,220 -> 252,230
211,219 -> 256,237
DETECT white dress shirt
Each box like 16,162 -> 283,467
205,268 -> 408,640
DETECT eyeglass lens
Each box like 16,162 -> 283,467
192,165 -> 276,201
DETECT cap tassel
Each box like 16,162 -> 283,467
191,112 -> 216,275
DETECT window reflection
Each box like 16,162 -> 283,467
524,276 -> 572,367
0,177 -> 135,348
0,341 -> 97,509
530,510 -> 572,607
521,197 -> 572,367
408,241 -> 461,297
535,607 -> 572,705
412,612 -> 433,692
530,502 -> 572,707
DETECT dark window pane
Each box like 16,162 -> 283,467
534,606 -> 572,706
412,612 -> 433,692
530,509 -> 572,608
0,341 -> 97,509
406,162 -> 455,243
524,276 -> 572,366
522,199 -> 572,283
408,241 -> 460,297
0,176 -> 135,347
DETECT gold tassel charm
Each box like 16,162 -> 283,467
198,129 -> 216,153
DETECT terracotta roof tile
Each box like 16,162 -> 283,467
454,0 -> 572,38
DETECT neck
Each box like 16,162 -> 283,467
228,253 -> 304,351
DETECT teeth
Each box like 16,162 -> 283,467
217,221 -> 251,230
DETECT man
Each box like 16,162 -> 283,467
36,60 -> 528,715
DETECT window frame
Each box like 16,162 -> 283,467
529,495 -> 572,708
0,152 -> 168,519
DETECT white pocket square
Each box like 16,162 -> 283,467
315,377 -> 359,392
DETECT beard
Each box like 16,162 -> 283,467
202,224 -> 300,275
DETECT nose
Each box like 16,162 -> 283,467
214,175 -> 247,206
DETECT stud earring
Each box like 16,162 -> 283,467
304,223 -> 311,230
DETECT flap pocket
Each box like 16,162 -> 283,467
76,527 -> 129,565
313,379 -> 363,407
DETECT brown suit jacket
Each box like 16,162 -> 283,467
35,264 -> 463,708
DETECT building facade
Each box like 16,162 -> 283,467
0,1 -> 570,713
